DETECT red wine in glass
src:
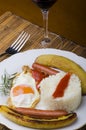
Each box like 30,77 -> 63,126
32,0 -> 57,46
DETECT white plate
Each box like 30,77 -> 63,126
0,48 -> 86,130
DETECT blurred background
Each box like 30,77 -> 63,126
0,0 -> 86,47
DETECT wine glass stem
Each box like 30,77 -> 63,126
41,10 -> 50,42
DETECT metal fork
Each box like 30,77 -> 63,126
0,31 -> 30,57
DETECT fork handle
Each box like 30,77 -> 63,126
0,52 -> 7,57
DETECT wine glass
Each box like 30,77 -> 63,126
32,0 -> 57,46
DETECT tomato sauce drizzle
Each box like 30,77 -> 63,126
52,73 -> 71,98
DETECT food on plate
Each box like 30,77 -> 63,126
32,62 -> 59,75
8,64 -> 81,112
14,107 -> 68,119
0,105 -> 77,129
0,54 -> 83,129
8,66 -> 40,108
36,71 -> 81,112
35,54 -> 86,95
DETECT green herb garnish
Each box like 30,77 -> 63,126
0,70 -> 16,95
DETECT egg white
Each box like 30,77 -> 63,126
10,72 -> 40,108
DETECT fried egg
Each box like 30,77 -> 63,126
10,71 -> 40,108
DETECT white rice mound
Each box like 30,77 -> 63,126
36,72 -> 82,112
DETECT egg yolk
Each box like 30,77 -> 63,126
12,85 -> 34,96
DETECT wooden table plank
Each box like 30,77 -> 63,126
0,11 -> 86,130
0,11 -> 86,62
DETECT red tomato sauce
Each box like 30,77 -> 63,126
52,73 -> 71,98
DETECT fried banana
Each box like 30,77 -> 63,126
0,105 -> 77,129
35,54 -> 86,94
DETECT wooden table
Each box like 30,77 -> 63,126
0,11 -> 86,130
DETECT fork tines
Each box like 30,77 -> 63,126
11,31 -> 30,52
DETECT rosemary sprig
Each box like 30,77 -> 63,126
0,70 -> 16,95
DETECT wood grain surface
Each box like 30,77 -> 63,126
0,11 -> 86,130
0,11 -> 86,62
